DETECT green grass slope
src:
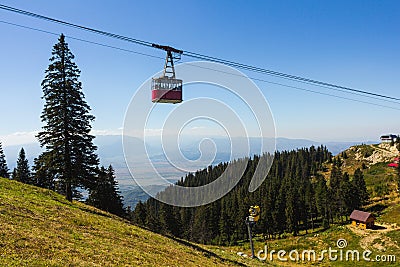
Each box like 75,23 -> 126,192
205,201 -> 400,267
0,178 -> 242,267
206,221 -> 399,267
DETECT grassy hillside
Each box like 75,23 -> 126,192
205,201 -> 400,266
322,142 -> 399,200
205,218 -> 400,266
0,178 -> 247,267
1,141 -> 399,267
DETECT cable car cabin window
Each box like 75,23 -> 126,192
151,78 -> 182,103
152,78 -> 182,91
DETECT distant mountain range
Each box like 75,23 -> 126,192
3,134 -> 377,207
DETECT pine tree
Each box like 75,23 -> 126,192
285,183 -> 299,236
11,168 -> 17,180
132,201 -> 147,226
180,207 -> 194,240
192,206 -> 213,243
37,34 -> 99,201
329,165 -> 343,222
315,174 -> 330,228
273,182 -> 287,236
340,172 -> 353,219
304,176 -> 316,231
32,154 -> 55,190
0,142 -> 9,178
145,199 -> 162,233
14,148 -> 31,184
159,203 -> 182,237
352,168 -> 369,206
87,165 -> 125,216
218,209 -> 232,245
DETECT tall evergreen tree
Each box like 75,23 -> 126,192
37,34 -> 99,201
87,165 -> 125,217
32,154 -> 55,190
285,183 -> 299,236
329,165 -> 343,222
159,203 -> 182,237
131,201 -> 147,226
0,142 -> 9,178
352,168 -> 369,206
218,208 -> 233,245
11,168 -> 17,180
14,148 -> 32,184
192,205 -> 214,243
145,199 -> 162,233
273,182 -> 287,236
340,172 -> 354,219
315,174 -> 330,228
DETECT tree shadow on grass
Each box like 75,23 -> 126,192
365,203 -> 388,214
129,222 -> 248,266
372,224 -> 387,230
167,235 -> 248,267
77,205 -> 113,218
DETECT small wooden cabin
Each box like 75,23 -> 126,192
350,210 -> 375,229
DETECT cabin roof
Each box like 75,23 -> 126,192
350,210 -> 374,222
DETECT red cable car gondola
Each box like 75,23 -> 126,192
151,44 -> 183,104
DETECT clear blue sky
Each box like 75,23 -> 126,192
1,0 -> 399,145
